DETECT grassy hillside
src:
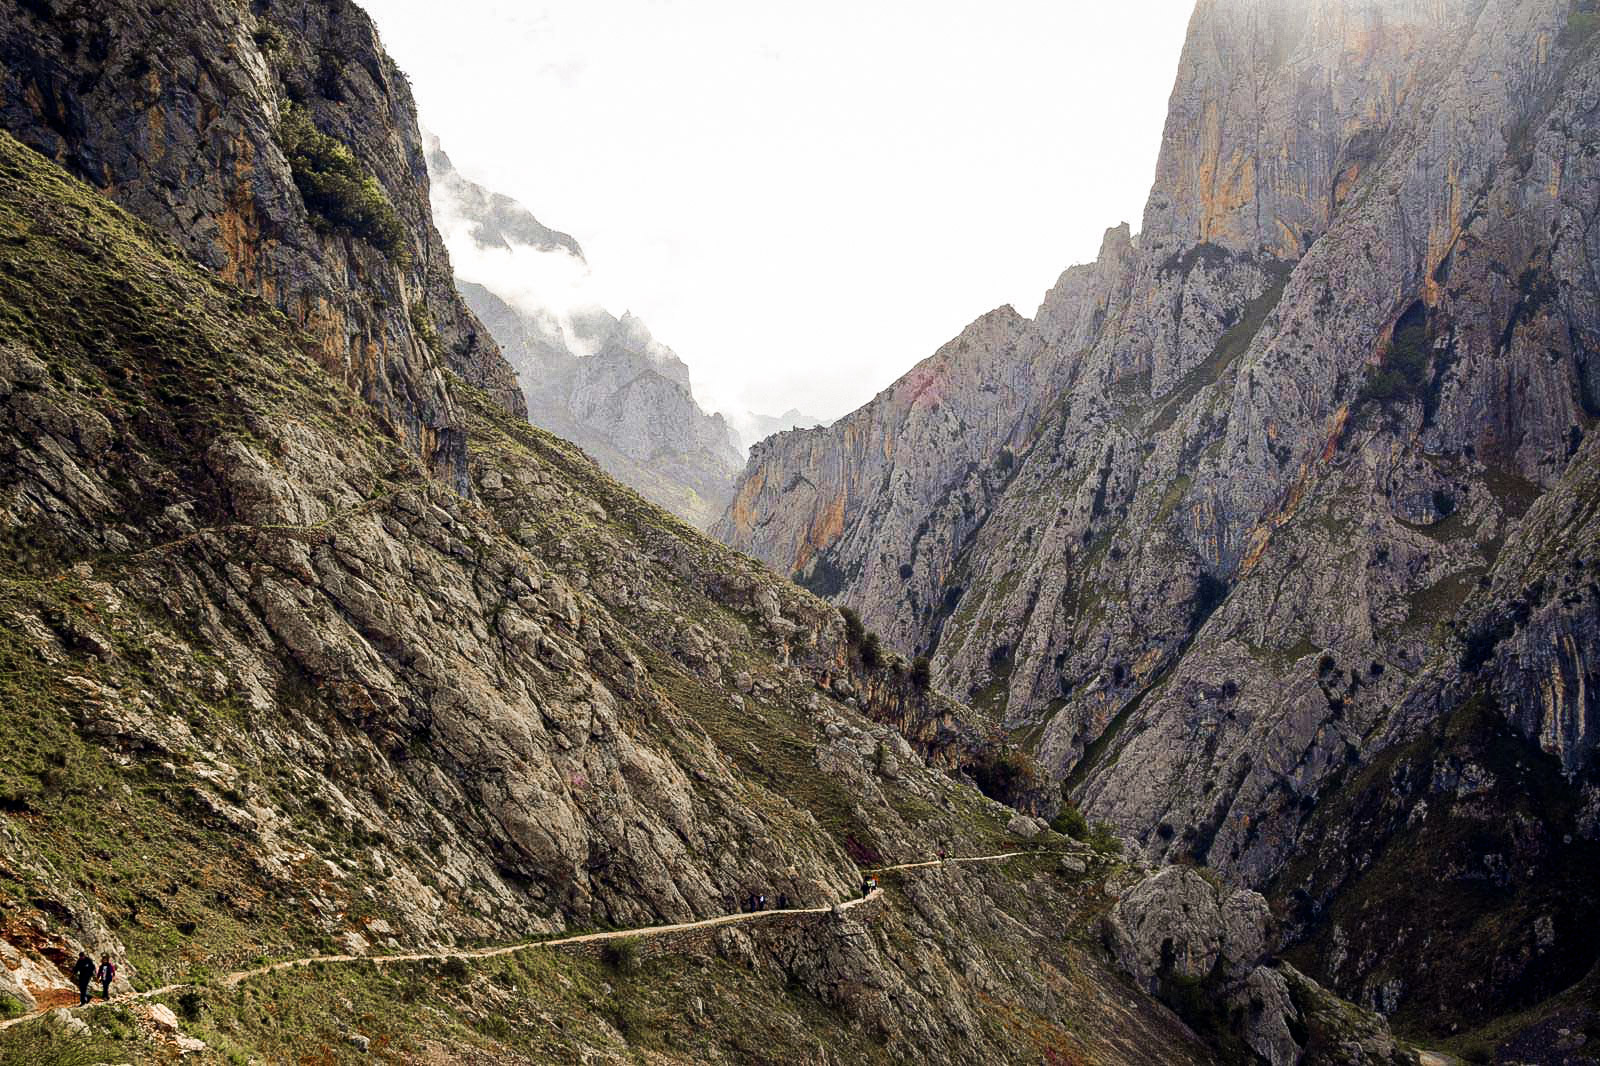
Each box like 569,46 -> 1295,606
0,130 -> 1211,1064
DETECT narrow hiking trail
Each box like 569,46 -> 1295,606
0,848 -> 1058,1033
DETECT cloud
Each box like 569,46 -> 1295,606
429,158 -> 622,359
377,1 -> 1195,421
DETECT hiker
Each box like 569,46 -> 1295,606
758,893 -> 767,911
777,893 -> 788,910
97,954 -> 116,1000
72,951 -> 95,1005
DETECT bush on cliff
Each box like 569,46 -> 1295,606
278,103 -> 409,262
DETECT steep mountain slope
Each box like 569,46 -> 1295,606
0,5 -> 1413,1056
716,0 -> 1600,1040
714,229 -> 1131,649
429,144 -> 744,529
0,125 -> 1230,1065
0,0 -> 523,489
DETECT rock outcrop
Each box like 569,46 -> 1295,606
0,123 -> 1214,1064
715,0 -> 1600,1039
0,0 -> 524,489
428,145 -> 744,529
1107,867 -> 1416,1066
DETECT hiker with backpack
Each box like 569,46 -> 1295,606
97,954 -> 116,1000
71,951 -> 95,1005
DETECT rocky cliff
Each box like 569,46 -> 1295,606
716,0 -> 1600,1045
0,0 -> 523,491
0,1 -> 1414,1060
0,120 -> 1221,1066
429,144 -> 744,529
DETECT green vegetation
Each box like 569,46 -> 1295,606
909,655 -> 932,690
277,103 -> 409,261
1049,801 -> 1090,841
1274,690 -> 1600,1037
839,605 -> 866,645
859,630 -> 883,670
600,937 -> 641,975
971,743 -> 1043,809
0,995 -> 23,1021
1156,969 -> 1255,1064
1359,312 -> 1430,405
0,1019 -> 124,1066
408,300 -> 439,350
1087,822 -> 1123,856
648,649 -> 877,863
1564,0 -> 1599,46
0,127 -> 412,988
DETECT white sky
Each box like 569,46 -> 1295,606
363,1 -> 1195,421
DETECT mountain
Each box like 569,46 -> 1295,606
717,0 -> 1600,1045
0,0 -> 522,492
725,408 -> 828,454
427,142 -> 744,529
425,136 -> 584,259
0,0 -> 1426,1062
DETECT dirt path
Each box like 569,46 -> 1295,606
1,848 -> 1055,1033
867,849 -> 1042,873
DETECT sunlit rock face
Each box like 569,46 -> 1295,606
716,0 -> 1600,1031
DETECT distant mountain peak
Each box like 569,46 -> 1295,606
426,133 -> 585,261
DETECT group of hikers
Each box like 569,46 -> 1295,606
738,891 -> 789,913
69,952 -> 116,1006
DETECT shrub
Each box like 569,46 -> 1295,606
839,606 -> 865,646
177,987 -> 205,1021
859,631 -> 883,671
910,656 -> 932,690
0,1017 -> 121,1066
0,993 -> 22,1020
971,746 -> 1041,807
277,103 -> 409,262
600,937 -> 640,975
1050,802 -> 1090,841
1088,821 -> 1123,855
409,302 -> 439,351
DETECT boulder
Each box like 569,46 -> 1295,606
1006,814 -> 1044,839
49,1007 -> 89,1036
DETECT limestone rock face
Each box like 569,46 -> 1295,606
429,148 -> 744,529
1105,866 -> 1271,990
0,0 -> 523,488
0,125 -> 1214,1064
1106,867 -> 1416,1066
714,0 -> 1600,1031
